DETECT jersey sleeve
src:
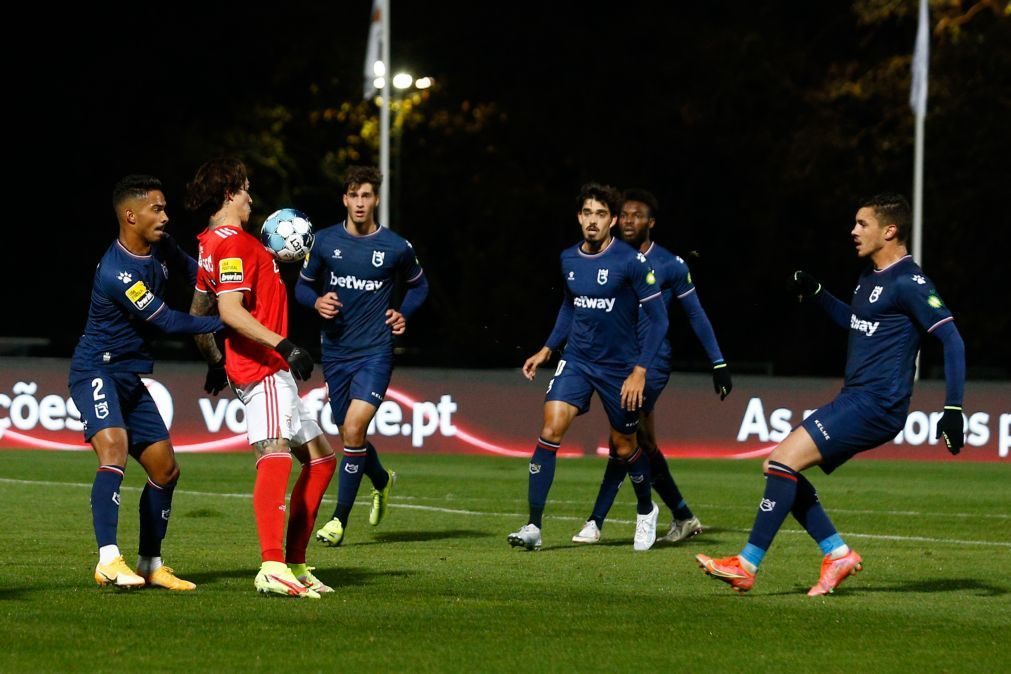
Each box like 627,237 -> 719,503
161,234 -> 198,285
398,239 -> 424,283
668,255 -> 695,298
212,236 -> 256,298
897,274 -> 954,333
630,251 -> 662,303
101,264 -> 166,322
300,237 -> 324,284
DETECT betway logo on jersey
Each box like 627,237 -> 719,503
573,296 -> 615,312
330,272 -> 384,291
850,314 -> 880,336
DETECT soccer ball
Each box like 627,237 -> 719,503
261,208 -> 314,262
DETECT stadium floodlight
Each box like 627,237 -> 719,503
392,73 -> 414,90
373,77 -> 386,91
414,77 -> 433,89
373,60 -> 386,77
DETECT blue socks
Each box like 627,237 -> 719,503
332,445 -> 367,525
625,448 -> 654,515
364,442 -> 390,490
91,465 -> 124,548
527,438 -> 558,528
741,461 -> 799,568
589,455 -> 627,527
792,473 -> 842,554
648,449 -> 692,520
138,477 -> 177,557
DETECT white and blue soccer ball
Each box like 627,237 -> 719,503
261,208 -> 314,262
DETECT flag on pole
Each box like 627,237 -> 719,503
910,0 -> 929,116
363,0 -> 383,100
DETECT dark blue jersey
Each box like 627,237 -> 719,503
559,238 -> 662,369
639,243 -> 694,370
843,256 -> 953,406
70,236 -> 199,374
300,221 -> 424,357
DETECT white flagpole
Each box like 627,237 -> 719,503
910,0 -> 929,268
379,0 -> 391,229
910,0 -> 929,380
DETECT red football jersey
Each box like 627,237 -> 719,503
196,225 -> 289,388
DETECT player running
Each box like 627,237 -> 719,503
296,165 -> 429,547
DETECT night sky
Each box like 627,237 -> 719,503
6,1 -> 1009,378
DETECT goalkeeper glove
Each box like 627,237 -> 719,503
274,339 -> 314,381
791,270 -> 822,302
204,358 -> 228,395
936,406 -> 964,455
712,361 -> 732,401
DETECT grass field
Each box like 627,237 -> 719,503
1,450 -> 1008,673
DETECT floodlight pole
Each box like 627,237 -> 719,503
379,1 -> 391,229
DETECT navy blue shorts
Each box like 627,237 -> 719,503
323,351 -> 394,426
799,390 -> 906,474
68,370 -> 169,448
641,368 -> 671,416
545,358 -> 641,434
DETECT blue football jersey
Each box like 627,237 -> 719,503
71,236 -> 197,374
639,242 -> 695,371
843,256 -> 954,405
559,238 -> 662,368
300,222 -> 424,356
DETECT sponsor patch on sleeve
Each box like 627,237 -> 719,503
125,281 -> 155,310
646,271 -> 657,285
219,258 -> 244,283
927,293 -> 943,309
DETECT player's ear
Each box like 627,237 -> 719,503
884,223 -> 898,241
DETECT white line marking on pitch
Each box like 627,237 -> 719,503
2,477 -> 1008,549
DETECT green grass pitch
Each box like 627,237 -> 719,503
1,450 -> 1008,672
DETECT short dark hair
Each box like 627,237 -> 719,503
576,182 -> 620,216
344,165 -> 383,194
861,193 -> 911,244
184,158 -> 248,220
621,188 -> 659,220
112,174 -> 162,210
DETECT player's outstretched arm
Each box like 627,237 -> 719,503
791,270 -> 850,328
217,293 -> 314,380
148,305 -> 224,336
522,347 -> 552,381
399,275 -> 429,319
931,321 -> 966,455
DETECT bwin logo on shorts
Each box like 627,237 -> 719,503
529,463 -> 541,475
344,463 -> 360,475
759,498 -> 776,512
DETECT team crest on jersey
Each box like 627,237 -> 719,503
869,285 -> 883,303
567,271 -> 575,281
597,269 -> 609,285
125,281 -> 154,310
219,258 -> 244,283
372,250 -> 386,267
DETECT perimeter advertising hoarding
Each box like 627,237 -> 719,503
1,358 -> 1007,461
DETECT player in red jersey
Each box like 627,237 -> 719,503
186,157 -> 336,599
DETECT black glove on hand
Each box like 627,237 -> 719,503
204,358 -> 228,395
274,339 -> 314,381
936,406 -> 964,455
791,270 -> 822,302
712,362 -> 732,401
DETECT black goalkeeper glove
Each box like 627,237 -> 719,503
712,362 -> 732,401
204,358 -> 228,395
936,406 -> 964,455
274,339 -> 314,381
791,270 -> 822,302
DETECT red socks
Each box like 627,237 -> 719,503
253,453 -> 293,563
285,454 -> 337,564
